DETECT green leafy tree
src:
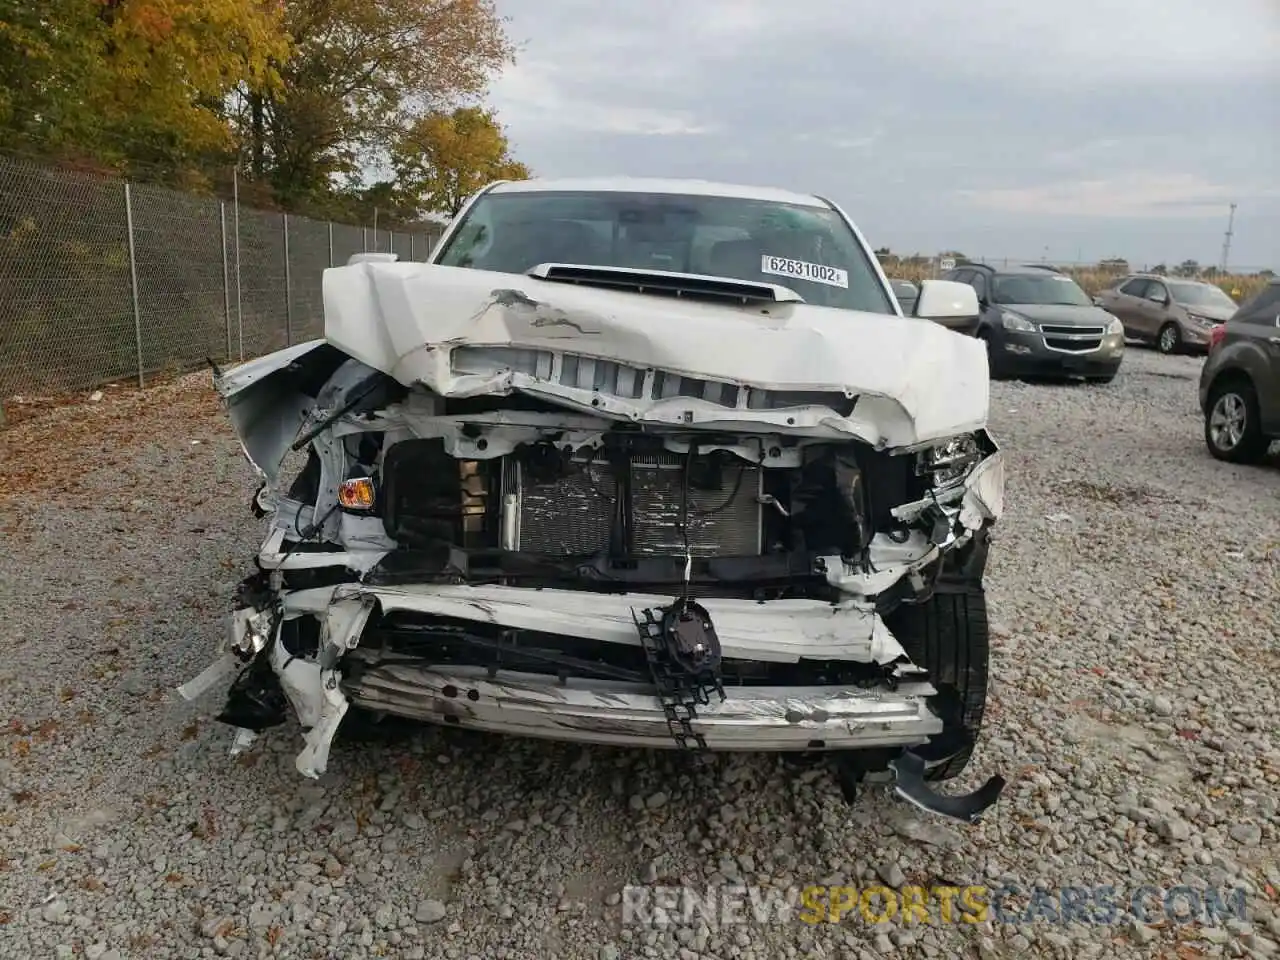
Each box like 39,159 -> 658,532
237,0 -> 515,206
0,0 -> 288,181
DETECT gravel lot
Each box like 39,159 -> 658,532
1,347 -> 1277,960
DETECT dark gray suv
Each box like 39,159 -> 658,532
1199,278 -> 1280,464
941,263 -> 1125,382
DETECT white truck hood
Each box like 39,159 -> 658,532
321,261 -> 991,448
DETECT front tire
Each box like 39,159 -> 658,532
1204,377 -> 1270,464
884,583 -> 990,781
977,328 -> 1007,381
1157,323 -> 1181,355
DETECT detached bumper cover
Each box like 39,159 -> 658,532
197,582 -> 949,776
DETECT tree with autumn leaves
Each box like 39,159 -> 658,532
0,0 -> 530,220
392,107 -> 530,217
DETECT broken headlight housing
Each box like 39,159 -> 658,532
916,434 -> 984,490
337,475 -> 378,512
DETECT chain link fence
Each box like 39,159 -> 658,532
0,153 -> 443,399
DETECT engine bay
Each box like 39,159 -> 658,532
275,403 -> 999,610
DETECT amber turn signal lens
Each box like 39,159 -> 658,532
337,477 -> 376,510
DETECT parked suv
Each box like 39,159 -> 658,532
942,263 -> 1125,382
1095,274 -> 1238,355
1199,278 -> 1280,463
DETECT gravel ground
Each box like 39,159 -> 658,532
1,347 -> 1277,960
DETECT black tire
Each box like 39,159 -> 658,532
1156,322 -> 1181,355
977,329 -> 1006,381
1204,376 -> 1270,464
884,585 -> 989,781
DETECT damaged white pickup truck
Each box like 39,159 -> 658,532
187,177 -> 1008,822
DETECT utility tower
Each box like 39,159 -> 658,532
1220,203 -> 1237,274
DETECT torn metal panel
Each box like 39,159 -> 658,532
176,653 -> 239,702
295,668 -> 349,779
215,342 -> 391,494
214,339 -> 332,398
321,261 -> 990,448
214,341 -> 337,486
958,447 -> 1006,527
339,583 -> 905,664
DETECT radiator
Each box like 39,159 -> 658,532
502,452 -> 763,557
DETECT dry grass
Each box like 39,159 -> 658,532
0,369 -> 224,506
888,263 -> 1269,302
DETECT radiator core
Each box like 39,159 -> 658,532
502,451 -> 763,557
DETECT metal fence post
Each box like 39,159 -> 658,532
328,221 -> 334,267
362,226 -> 367,252
221,202 -> 231,361
283,213 -> 292,347
124,182 -> 145,388
409,233 -> 415,262
233,168 -> 243,362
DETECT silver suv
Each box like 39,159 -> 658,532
1097,275 -> 1238,355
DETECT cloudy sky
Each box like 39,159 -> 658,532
487,0 -> 1278,270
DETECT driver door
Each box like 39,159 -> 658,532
1109,278 -> 1150,337
1133,279 -> 1171,340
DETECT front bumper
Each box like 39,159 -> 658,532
344,662 -> 943,752
209,582 -> 949,774
1180,323 -> 1216,353
994,329 -> 1124,377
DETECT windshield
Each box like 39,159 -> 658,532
435,189 -> 895,314
1168,281 -> 1236,309
991,273 -> 1093,307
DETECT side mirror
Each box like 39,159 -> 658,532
912,279 -> 980,321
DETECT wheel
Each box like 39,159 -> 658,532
884,583 -> 990,781
1157,323 -> 1180,355
976,329 -> 1006,381
1204,376 -> 1270,464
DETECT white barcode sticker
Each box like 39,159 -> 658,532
761,255 -> 849,289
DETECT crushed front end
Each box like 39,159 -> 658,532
188,329 -> 1007,822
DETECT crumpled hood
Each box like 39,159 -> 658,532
321,261 -> 991,448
